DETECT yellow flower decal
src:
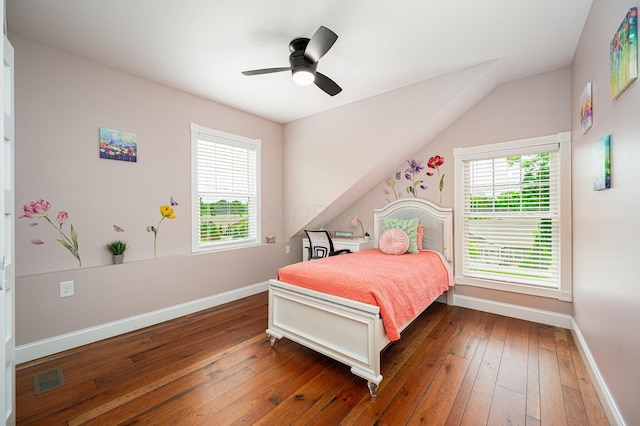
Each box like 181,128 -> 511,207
160,205 -> 176,219
148,200 -> 178,257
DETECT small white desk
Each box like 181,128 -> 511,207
302,238 -> 375,261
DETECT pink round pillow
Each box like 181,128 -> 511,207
378,228 -> 410,255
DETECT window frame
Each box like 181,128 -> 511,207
453,132 -> 572,301
190,123 -> 261,252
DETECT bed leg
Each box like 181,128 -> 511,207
367,381 -> 378,398
265,329 -> 283,348
267,334 -> 278,348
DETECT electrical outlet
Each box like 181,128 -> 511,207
60,281 -> 74,298
285,245 -> 290,254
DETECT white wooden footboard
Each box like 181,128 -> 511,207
268,198 -> 454,397
267,279 -> 388,396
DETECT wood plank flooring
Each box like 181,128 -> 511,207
16,292 -> 610,425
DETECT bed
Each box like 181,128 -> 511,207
266,198 -> 453,397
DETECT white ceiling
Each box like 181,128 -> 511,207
6,0 -> 592,124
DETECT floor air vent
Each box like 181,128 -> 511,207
33,367 -> 65,395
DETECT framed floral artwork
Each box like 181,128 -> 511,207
593,135 -> 611,191
580,82 -> 592,135
610,7 -> 638,99
99,127 -> 138,162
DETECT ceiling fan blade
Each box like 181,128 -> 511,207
304,26 -> 338,63
314,72 -> 342,96
242,67 -> 291,76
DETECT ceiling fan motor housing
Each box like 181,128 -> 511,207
289,38 -> 317,76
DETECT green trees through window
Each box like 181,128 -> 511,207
464,152 -> 557,284
455,133 -> 571,297
199,198 -> 249,242
191,123 -> 260,251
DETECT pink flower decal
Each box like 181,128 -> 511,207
19,199 -> 81,267
57,211 -> 69,224
19,199 -> 51,219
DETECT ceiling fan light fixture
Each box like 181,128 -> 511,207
292,68 -> 315,86
241,26 -> 341,95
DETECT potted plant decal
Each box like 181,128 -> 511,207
106,240 -> 128,264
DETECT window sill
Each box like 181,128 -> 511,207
454,275 -> 572,302
195,240 -> 260,253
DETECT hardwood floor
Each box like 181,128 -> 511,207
16,292 -> 610,425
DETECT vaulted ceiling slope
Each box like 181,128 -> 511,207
6,0 -> 592,124
283,61 -> 502,239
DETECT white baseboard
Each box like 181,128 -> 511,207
571,319 -> 624,426
453,294 -> 572,329
453,294 -> 622,425
16,281 -> 269,364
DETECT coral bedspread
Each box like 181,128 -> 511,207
277,249 -> 453,341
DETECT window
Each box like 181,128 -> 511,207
454,132 -> 571,301
191,123 -> 261,252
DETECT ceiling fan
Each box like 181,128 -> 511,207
241,26 -> 342,96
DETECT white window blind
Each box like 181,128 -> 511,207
462,149 -> 559,287
454,133 -> 572,300
191,124 -> 260,251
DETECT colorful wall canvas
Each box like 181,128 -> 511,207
593,135 -> 611,191
580,82 -> 593,135
610,7 -> 638,99
99,127 -> 137,162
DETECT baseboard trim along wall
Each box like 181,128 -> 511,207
15,285 -> 623,425
570,319 -> 624,426
16,281 -> 269,364
18,288 -> 570,364
453,294 -> 621,425
453,294 -> 573,329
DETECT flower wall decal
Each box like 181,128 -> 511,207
426,155 -> 445,205
383,172 -> 402,203
404,159 -> 427,198
19,199 -> 82,266
147,202 -> 177,257
383,155 -> 446,204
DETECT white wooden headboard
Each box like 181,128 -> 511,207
373,198 -> 453,262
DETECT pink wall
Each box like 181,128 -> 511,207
14,9 -> 637,421
11,34 -> 297,345
327,68 -> 573,316
571,1 -> 640,423
283,61 -> 501,238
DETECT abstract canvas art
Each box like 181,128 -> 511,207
593,135 -> 611,191
580,82 -> 593,135
99,127 -> 138,162
610,7 -> 638,99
